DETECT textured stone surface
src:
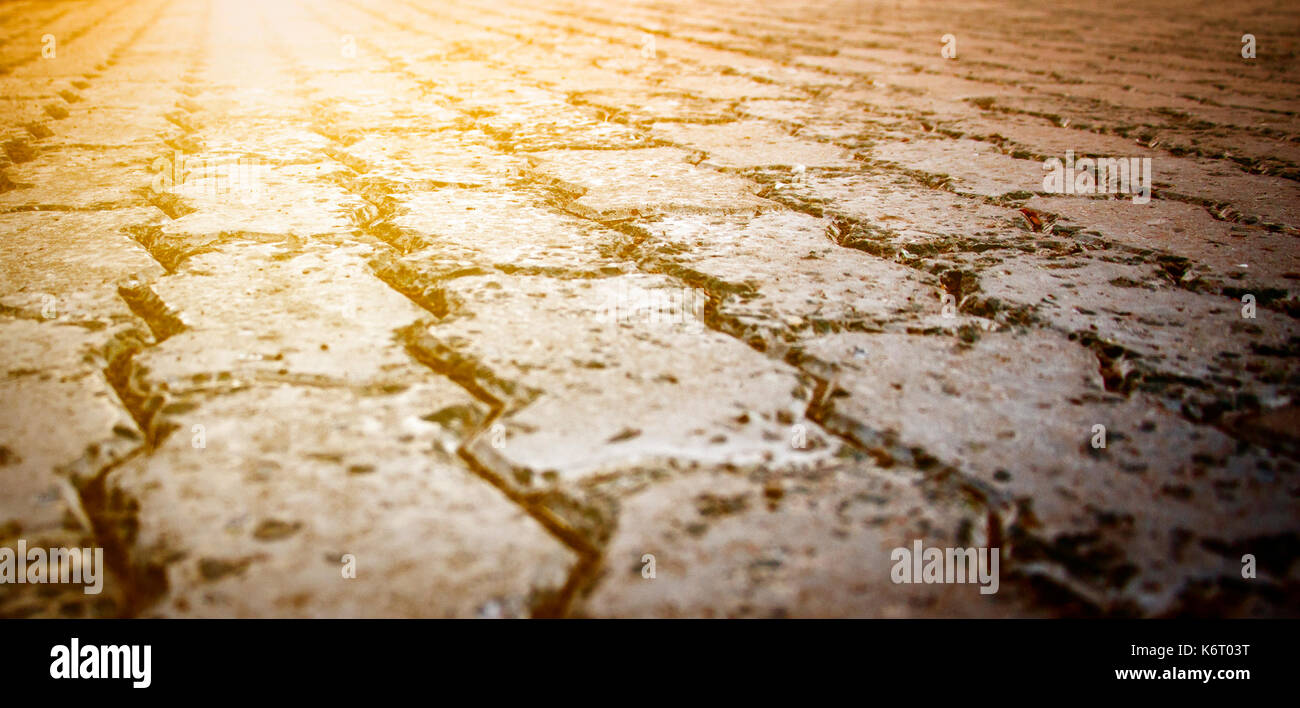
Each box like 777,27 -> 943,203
525,147 -> 774,219
800,330 -> 1299,613
109,384 -> 576,618
582,464 -> 1045,618
2,0 -> 1298,618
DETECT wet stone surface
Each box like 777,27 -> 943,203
2,0 -> 1298,617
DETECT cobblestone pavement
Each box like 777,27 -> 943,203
1,0 -> 1298,618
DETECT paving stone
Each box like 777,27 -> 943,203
570,89 -> 737,125
105,383 -> 577,618
0,318 -> 139,532
650,120 -> 854,169
0,145 -> 157,208
39,104 -> 171,148
971,253 -> 1300,402
389,187 -> 622,275
341,130 -> 520,188
0,208 -> 163,323
581,464 -> 1043,618
871,137 -> 1044,198
131,239 -> 432,392
770,171 -> 1025,246
407,272 -> 838,542
1026,196 -> 1300,293
738,97 -> 894,142
481,102 -> 652,152
198,121 -> 335,166
637,210 -> 947,341
156,162 -> 362,237
419,273 -> 836,473
655,71 -> 800,101
799,330 -> 1300,613
951,114 -> 1164,163
525,147 -> 773,219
